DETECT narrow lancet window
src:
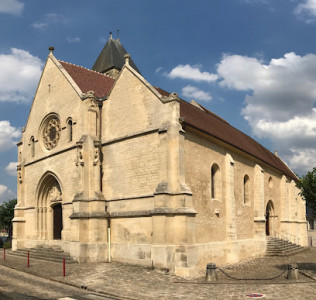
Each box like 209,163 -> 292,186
211,164 -> 221,199
30,136 -> 35,157
244,175 -> 250,204
67,119 -> 73,142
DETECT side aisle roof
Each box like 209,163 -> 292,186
155,87 -> 297,181
180,98 -> 298,181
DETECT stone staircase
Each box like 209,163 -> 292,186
7,245 -> 77,263
266,236 -> 308,256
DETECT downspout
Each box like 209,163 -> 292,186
98,99 -> 111,263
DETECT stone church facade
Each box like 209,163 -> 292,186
13,36 -> 307,276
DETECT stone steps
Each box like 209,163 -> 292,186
8,245 -> 77,264
266,237 -> 308,256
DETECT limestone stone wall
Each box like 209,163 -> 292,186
232,154 -> 255,240
13,55 -> 107,256
183,125 -> 307,268
102,133 -> 159,200
102,67 -> 171,142
21,57 -> 85,161
110,217 -> 152,266
183,132 -> 227,243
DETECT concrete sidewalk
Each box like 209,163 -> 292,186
1,248 -> 316,299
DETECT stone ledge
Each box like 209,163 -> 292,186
110,207 -> 197,218
69,212 -> 108,219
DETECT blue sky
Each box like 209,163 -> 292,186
1,0 -> 316,203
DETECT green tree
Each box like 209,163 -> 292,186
0,199 -> 17,246
297,168 -> 316,213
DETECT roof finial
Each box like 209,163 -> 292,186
117,29 -> 120,41
124,53 -> 130,65
109,31 -> 113,39
49,46 -> 54,55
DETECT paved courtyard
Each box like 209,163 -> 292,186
1,248 -> 316,299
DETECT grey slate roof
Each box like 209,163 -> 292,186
92,38 -> 140,74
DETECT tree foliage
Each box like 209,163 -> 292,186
0,199 -> 17,229
297,168 -> 316,209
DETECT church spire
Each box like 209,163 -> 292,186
92,33 -> 140,78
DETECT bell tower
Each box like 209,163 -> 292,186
92,32 -> 140,78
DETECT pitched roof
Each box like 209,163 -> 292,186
92,38 -> 140,74
59,60 -> 115,98
57,59 -> 297,181
155,87 -> 297,181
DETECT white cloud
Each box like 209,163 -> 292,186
32,13 -> 67,30
0,48 -> 43,102
155,67 -> 163,73
294,0 -> 316,23
217,52 -> 316,174
182,85 -> 212,102
66,37 -> 80,43
0,0 -> 24,16
0,121 -> 21,152
5,162 -> 18,176
284,148 -> 316,174
0,184 -> 15,204
167,64 -> 218,82
32,22 -> 47,30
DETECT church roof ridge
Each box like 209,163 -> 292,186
58,59 -> 115,79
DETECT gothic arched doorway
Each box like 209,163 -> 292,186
36,172 -> 63,240
265,200 -> 274,236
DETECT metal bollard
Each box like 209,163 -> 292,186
205,263 -> 217,281
287,263 -> 299,280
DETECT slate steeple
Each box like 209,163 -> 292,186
92,33 -> 140,78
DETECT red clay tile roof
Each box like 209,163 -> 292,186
59,60 -> 115,98
155,87 -> 297,181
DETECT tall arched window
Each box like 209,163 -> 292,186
30,136 -> 35,157
244,174 -> 250,204
211,163 -> 221,199
67,118 -> 73,142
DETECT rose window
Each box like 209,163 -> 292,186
43,118 -> 61,150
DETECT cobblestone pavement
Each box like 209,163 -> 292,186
1,248 -> 316,299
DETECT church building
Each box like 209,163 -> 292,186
12,35 -> 307,277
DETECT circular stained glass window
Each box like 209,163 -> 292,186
43,117 -> 61,150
